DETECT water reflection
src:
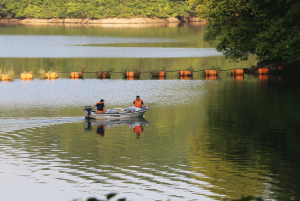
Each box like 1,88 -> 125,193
231,75 -> 244,81
84,117 -> 149,138
179,75 -> 192,80
205,75 -> 218,80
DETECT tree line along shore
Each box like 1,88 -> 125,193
0,0 -> 199,23
1,0 -> 299,66
0,16 -> 204,24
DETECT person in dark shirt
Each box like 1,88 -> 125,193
92,99 -> 106,113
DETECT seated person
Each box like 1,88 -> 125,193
92,99 -> 107,113
130,95 -> 146,109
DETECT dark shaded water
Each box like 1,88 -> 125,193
0,23 -> 300,201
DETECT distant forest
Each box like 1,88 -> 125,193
0,0 -> 194,19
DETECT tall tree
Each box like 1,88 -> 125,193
188,0 -> 300,63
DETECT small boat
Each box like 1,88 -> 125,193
83,106 -> 149,120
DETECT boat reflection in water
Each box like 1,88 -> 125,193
84,117 -> 149,138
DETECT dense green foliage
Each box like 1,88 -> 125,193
188,0 -> 300,63
0,0 -> 190,19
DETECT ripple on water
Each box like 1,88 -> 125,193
0,122 -> 219,201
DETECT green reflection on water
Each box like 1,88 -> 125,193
0,23 -> 258,77
188,78 -> 300,200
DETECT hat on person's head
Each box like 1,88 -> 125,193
100,99 -> 104,102
136,95 -> 140,98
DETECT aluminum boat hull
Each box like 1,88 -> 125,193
84,109 -> 147,120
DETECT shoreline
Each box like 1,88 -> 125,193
0,17 -> 205,25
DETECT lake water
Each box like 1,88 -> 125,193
0,23 -> 300,201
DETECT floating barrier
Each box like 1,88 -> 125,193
179,70 -> 192,76
70,72 -> 83,79
9,65 -> 295,81
20,73 -> 33,80
231,69 -> 244,75
152,71 -> 165,77
258,68 -> 269,74
124,71 -> 140,78
205,70 -> 219,76
45,72 -> 58,79
97,71 -> 110,79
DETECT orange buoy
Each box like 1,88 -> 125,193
127,77 -> 134,80
125,71 -> 140,78
21,73 -> 33,80
258,68 -> 269,74
159,71 -> 165,77
2,74 -> 8,81
179,70 -> 192,76
231,69 -> 244,75
97,71 -> 110,79
70,72 -> 82,79
46,72 -> 58,79
205,70 -> 218,76
127,71 -> 135,77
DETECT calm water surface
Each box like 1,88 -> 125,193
0,24 -> 300,201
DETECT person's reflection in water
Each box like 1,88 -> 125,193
130,122 -> 146,139
96,125 -> 106,137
